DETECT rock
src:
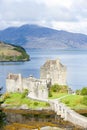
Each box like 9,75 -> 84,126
1,103 -> 8,107
40,126 -> 63,130
19,104 -> 29,109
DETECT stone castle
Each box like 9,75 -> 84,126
6,59 -> 66,99
40,59 -> 66,85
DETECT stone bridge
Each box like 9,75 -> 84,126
28,95 -> 87,129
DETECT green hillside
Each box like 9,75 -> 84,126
0,42 -> 29,61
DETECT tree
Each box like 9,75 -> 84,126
82,96 -> 87,106
50,84 -> 61,92
81,87 -> 87,95
76,89 -> 81,95
50,84 -> 68,93
0,87 -> 6,129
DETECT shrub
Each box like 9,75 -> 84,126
81,87 -> 87,95
48,91 -> 52,97
34,102 -> 38,106
50,84 -> 61,92
45,102 -> 50,107
2,92 -> 10,101
50,84 -> 68,93
82,96 -> 87,106
59,85 -> 68,93
64,100 -> 69,105
21,89 -> 28,98
76,89 -> 81,95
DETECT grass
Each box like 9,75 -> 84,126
2,91 -> 87,110
48,90 -> 87,110
3,92 -> 50,109
61,94 -> 87,110
0,49 -> 21,56
48,92 -> 68,99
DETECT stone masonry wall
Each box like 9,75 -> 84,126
40,59 -> 66,85
6,74 -> 48,99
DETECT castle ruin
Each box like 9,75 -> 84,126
6,59 -> 67,99
40,59 -> 66,85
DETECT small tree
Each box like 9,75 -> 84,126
81,87 -> 87,95
76,89 -> 81,95
48,90 -> 52,97
82,96 -> 87,106
21,89 -> 29,98
50,84 -> 61,92
50,84 -> 68,93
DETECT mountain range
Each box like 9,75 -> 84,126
0,24 -> 87,49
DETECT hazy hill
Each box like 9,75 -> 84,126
0,42 -> 29,61
0,24 -> 87,49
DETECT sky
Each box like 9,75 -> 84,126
0,0 -> 87,34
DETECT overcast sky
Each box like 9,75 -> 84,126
0,0 -> 87,34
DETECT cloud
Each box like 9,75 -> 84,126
51,21 -> 87,34
0,0 -> 87,34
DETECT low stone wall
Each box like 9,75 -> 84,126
66,109 -> 87,128
28,96 -> 87,128
49,100 -> 87,128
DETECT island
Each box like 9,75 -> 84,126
0,59 -> 87,129
0,41 -> 29,61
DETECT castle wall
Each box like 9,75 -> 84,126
37,80 -> 48,99
40,59 -> 66,85
6,59 -> 67,99
6,74 -> 49,99
6,74 -> 23,92
50,100 -> 87,128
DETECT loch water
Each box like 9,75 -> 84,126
0,48 -> 87,93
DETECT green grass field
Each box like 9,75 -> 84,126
48,92 -> 68,99
61,94 -> 87,110
2,92 -> 50,109
2,91 -> 87,110
48,90 -> 87,110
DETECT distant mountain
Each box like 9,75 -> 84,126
0,24 -> 87,49
0,41 -> 29,61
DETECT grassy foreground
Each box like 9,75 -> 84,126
49,91 -> 87,110
2,92 -> 50,109
61,94 -> 87,110
1,91 -> 87,110
48,92 -> 68,99
48,84 -> 87,110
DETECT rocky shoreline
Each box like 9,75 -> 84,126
3,108 -> 84,130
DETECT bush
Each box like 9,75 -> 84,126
81,87 -> 87,95
21,89 -> 28,98
2,92 -> 10,101
34,102 -> 38,106
82,96 -> 87,106
59,85 -> 68,93
50,84 -> 61,92
50,84 -> 68,93
48,91 -> 52,97
76,89 -> 81,95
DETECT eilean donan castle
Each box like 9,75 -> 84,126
6,59 -> 66,99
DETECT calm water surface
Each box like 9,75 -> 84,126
0,48 -> 87,92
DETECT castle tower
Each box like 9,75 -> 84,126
6,73 -> 23,92
40,59 -> 67,85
